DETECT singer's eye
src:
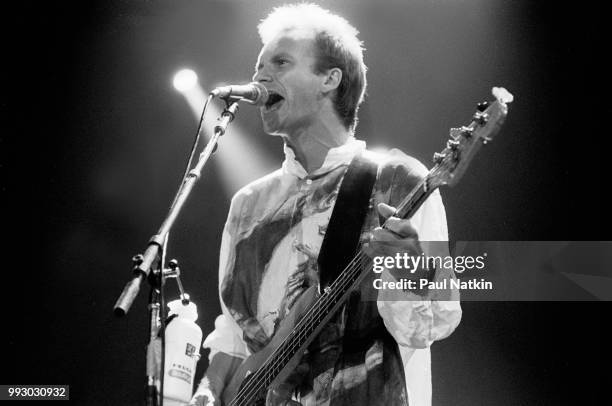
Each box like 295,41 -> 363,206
275,57 -> 289,67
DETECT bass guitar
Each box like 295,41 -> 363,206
221,87 -> 514,405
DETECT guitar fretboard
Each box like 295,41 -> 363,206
229,177 -> 434,405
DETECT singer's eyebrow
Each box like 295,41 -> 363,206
272,53 -> 292,63
254,52 -> 293,72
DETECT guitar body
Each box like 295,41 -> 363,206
221,285 -> 319,405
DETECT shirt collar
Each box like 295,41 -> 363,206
282,137 -> 367,179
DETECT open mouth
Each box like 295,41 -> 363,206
264,92 -> 285,111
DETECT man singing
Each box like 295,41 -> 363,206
190,4 -> 461,405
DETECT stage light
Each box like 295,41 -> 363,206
176,80 -> 279,195
173,69 -> 198,92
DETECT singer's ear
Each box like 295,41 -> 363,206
321,68 -> 342,93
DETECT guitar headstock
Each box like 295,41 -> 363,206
428,87 -> 513,188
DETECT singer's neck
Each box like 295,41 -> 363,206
284,116 -> 351,174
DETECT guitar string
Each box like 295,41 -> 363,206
249,184 -> 430,387
229,250 -> 370,404
231,180 -> 432,405
230,110 -> 496,402
245,161 -> 471,398
233,122 -> 502,401
230,251 -> 372,405
231,183 -> 431,405
230,176 -> 435,404
232,254 -> 398,401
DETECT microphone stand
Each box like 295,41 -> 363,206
113,99 -> 240,405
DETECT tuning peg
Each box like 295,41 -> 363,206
461,126 -> 473,137
473,111 -> 488,125
450,126 -> 473,139
433,152 -> 446,164
447,140 -> 460,150
477,101 -> 489,112
132,254 -> 144,266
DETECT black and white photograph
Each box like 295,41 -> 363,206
3,0 -> 609,405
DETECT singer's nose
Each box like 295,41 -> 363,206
252,66 -> 272,83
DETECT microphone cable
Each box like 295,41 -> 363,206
169,93 -> 214,210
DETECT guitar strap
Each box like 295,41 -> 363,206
318,152 -> 378,289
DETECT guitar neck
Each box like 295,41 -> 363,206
230,176 -> 437,405
230,88 -> 512,405
394,177 -> 433,220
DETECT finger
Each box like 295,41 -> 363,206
365,227 -> 423,258
377,202 -> 397,220
383,217 -> 418,239
364,234 -> 414,257
370,227 -> 404,242
379,237 -> 421,253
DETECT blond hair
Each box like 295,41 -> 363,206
258,3 -> 367,131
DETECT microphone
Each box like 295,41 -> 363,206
210,82 -> 269,106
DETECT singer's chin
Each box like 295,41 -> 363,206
260,112 -> 281,135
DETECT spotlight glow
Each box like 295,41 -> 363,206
176,80 -> 279,195
173,69 -> 198,92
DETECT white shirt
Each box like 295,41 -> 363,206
204,137 -> 461,406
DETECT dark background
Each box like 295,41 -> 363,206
3,0 -> 610,404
